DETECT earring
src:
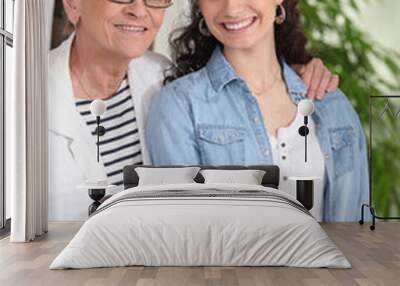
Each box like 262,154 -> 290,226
198,17 -> 211,37
275,4 -> 286,25
72,17 -> 81,29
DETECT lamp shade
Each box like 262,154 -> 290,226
298,99 -> 315,116
90,99 -> 106,117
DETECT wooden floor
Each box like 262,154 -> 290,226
0,222 -> 399,286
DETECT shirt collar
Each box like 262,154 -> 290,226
206,47 -> 307,104
281,60 -> 308,104
206,46 -> 240,93
281,63 -> 327,122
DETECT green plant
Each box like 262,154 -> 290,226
299,0 -> 400,217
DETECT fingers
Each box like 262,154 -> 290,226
314,69 -> 332,100
305,58 -> 324,100
292,64 -> 306,76
327,74 -> 339,92
295,58 -> 340,100
300,60 -> 316,90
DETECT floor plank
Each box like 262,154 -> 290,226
0,222 -> 399,286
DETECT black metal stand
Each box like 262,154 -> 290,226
360,96 -> 400,230
359,204 -> 377,230
88,188 -> 106,216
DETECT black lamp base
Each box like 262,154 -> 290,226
88,188 -> 106,216
296,180 -> 314,211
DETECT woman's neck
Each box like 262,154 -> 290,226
70,32 -> 131,100
223,34 -> 282,95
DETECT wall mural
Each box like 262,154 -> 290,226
48,0 -> 400,224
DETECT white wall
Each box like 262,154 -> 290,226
153,0 -> 190,58
355,0 -> 400,53
349,0 -> 400,93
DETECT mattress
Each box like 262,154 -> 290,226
50,183 -> 350,269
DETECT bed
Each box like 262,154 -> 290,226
50,165 -> 350,269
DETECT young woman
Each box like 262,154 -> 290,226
146,0 -> 368,221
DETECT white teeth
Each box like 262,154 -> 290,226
224,18 -> 255,31
115,25 -> 146,32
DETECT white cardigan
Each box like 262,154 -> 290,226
48,36 -> 170,221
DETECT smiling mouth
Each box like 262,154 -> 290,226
221,17 -> 258,32
114,24 -> 148,33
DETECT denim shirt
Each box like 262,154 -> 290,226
146,47 -> 369,222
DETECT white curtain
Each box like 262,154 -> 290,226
8,0 -> 49,242
47,0 -> 55,48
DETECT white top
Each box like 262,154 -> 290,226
75,77 -> 142,188
268,111 -> 325,221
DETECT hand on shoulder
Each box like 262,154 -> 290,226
292,58 -> 339,100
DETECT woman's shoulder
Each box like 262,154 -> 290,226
49,37 -> 74,88
150,68 -> 210,113
49,43 -> 66,65
49,36 -> 73,73
321,89 -> 354,110
161,67 -> 210,96
131,51 -> 172,72
128,51 -> 172,88
319,88 -> 362,127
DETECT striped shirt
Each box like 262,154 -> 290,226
75,77 -> 142,186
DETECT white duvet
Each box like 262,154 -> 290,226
50,183 -> 350,269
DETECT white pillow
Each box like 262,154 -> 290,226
200,169 -> 266,185
135,167 -> 201,186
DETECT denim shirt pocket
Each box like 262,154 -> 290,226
329,126 -> 355,177
197,125 -> 246,165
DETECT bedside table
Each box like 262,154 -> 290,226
77,184 -> 117,215
288,176 -> 321,210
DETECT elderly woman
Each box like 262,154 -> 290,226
49,0 -> 172,220
147,0 -> 369,221
49,0 -> 338,220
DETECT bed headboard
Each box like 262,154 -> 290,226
123,165 -> 280,190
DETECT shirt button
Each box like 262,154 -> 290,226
283,176 -> 288,181
253,117 -> 259,123
281,142 -> 286,148
282,155 -> 287,160
325,154 -> 329,160
264,150 -> 269,156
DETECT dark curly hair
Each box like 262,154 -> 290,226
164,0 -> 313,84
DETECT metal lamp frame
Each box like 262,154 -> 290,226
359,95 -> 400,230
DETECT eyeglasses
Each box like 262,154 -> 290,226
109,0 -> 174,9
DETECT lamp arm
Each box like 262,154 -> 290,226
303,116 -> 308,162
96,116 -> 100,162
